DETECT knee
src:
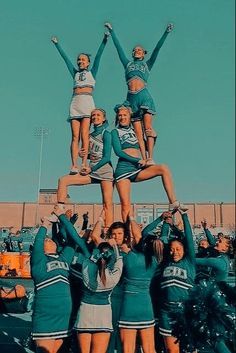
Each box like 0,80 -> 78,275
145,127 -> 157,139
58,176 -> 67,186
158,164 -> 170,174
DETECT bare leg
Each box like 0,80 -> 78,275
143,113 -> 156,160
57,174 -> 92,203
120,328 -> 137,353
78,333 -> 91,353
35,338 -> 63,353
91,332 -> 111,353
163,336 -> 180,353
132,120 -> 147,160
115,179 -> 132,222
139,327 -> 156,353
70,120 -> 81,169
135,164 -> 176,203
100,181 -> 114,228
80,118 -> 91,167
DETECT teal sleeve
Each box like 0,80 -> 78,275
54,42 -> 77,78
182,214 -> 195,262
204,228 -> 217,246
91,131 -> 112,172
91,36 -> 108,77
110,29 -> 129,68
146,30 -> 169,70
160,221 -> 171,245
142,216 -> 163,240
60,244 -> 76,264
195,257 -> 227,272
58,214 -> 90,257
111,129 -> 141,163
31,226 -> 47,266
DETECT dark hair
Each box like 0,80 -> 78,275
106,221 -> 131,246
132,45 -> 147,55
77,53 -> 91,63
97,242 -> 113,286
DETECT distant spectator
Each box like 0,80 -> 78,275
81,211 -> 89,230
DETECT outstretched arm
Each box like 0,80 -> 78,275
181,211 -> 195,262
146,23 -> 174,71
104,23 -> 129,67
111,129 -> 141,164
51,36 -> 77,78
91,33 -> 109,77
129,215 -> 142,245
142,215 -> 163,240
201,220 -> 217,247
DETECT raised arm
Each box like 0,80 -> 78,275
146,23 -> 174,71
90,214 -> 104,246
55,213 -> 90,257
129,215 -> 142,245
111,129 -> 141,164
201,220 -> 217,247
91,33 -> 109,77
180,211 -> 195,262
142,214 -> 163,240
31,218 -> 50,267
51,36 -> 77,78
104,23 -> 129,68
91,131 -> 112,172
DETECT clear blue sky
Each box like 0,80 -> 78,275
0,0 -> 235,204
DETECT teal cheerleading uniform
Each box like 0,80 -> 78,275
111,126 -> 142,182
159,214 -> 196,337
89,121 -> 113,182
74,245 -> 123,332
53,37 -> 107,120
119,249 -> 158,329
109,28 -> 170,120
31,215 -> 90,340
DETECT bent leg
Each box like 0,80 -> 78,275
120,328 -> 137,353
132,120 -> 147,160
70,119 -> 81,169
135,165 -> 176,203
143,113 -> 156,160
100,181 -> 114,228
57,174 -> 92,203
116,179 -> 132,222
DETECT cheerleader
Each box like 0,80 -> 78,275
57,108 -> 114,228
51,33 -> 109,174
30,213 -> 89,353
111,104 -> 187,221
73,217 -> 123,353
105,22 -> 174,164
158,210 -> 195,353
118,215 -> 164,353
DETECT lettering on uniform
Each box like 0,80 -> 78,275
163,266 -> 187,279
47,261 -> 70,272
127,62 -> 146,73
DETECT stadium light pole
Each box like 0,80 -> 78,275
34,127 -> 49,226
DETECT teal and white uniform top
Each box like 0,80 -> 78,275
74,245 -> 123,333
159,214 -> 196,337
109,28 -> 170,88
119,248 -> 158,329
112,126 -> 143,182
89,121 -> 113,181
108,27 -> 170,119
53,37 -> 108,120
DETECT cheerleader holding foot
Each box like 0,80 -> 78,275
105,22 -> 174,165
57,108 -> 114,228
51,33 -> 109,174
111,104 -> 187,221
